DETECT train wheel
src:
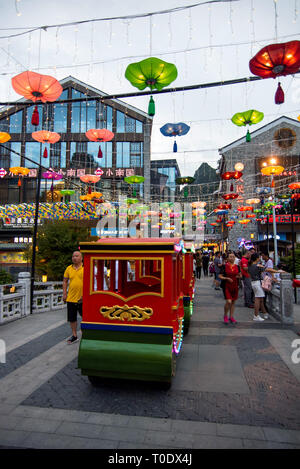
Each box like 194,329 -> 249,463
171,352 -> 176,377
88,375 -> 102,386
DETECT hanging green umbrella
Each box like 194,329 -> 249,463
176,176 -> 195,198
60,189 -> 75,196
125,57 -> 178,116
176,176 -> 195,185
231,109 -> 264,142
124,175 -> 145,197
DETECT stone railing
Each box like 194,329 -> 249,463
265,272 -> 294,324
0,272 -> 65,325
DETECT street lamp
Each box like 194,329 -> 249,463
261,164 -> 284,266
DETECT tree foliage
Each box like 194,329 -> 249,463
0,268 -> 14,285
26,220 -> 92,281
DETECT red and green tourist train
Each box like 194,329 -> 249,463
78,237 -> 195,385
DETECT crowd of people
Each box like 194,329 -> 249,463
194,248 -> 285,324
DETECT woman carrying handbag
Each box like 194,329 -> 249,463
248,253 -> 269,322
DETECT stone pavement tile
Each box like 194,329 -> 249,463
65,437 -> 119,450
46,408 -> 92,423
21,432 -> 87,449
10,405 -> 52,419
127,415 -> 172,431
0,404 -> 17,416
55,421 -> 104,439
0,415 -> 23,430
100,425 -> 147,444
118,442 -> 170,449
17,417 -> 62,433
86,412 -> 130,426
145,430 -> 193,448
192,434 -> 244,449
171,420 -> 217,436
242,438 -> 300,449
263,427 -> 300,445
216,423 -> 265,440
0,428 -> 30,447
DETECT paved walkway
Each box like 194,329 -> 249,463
0,276 -> 300,449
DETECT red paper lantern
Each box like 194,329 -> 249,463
249,40 -> 300,104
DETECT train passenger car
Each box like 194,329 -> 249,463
182,241 -> 195,334
78,238 -> 184,385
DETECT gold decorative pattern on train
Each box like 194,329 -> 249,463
100,304 -> 153,322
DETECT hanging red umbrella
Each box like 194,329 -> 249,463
217,203 -> 232,210
221,170 -> 243,191
85,129 -> 114,158
222,193 -> 238,200
32,130 -> 61,158
221,171 -> 243,180
249,40 -> 300,104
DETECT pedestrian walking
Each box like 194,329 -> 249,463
248,253 -> 269,322
219,252 -> 242,324
202,252 -> 209,277
240,250 -> 254,308
63,250 -> 84,344
213,251 -> 223,290
195,252 -> 203,279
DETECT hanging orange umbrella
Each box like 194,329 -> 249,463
12,71 -> 63,128
32,130 -> 61,158
288,182 -> 300,190
239,219 -> 251,225
80,174 -> 101,194
9,166 -> 30,186
85,129 -> 114,158
11,71 -> 63,103
0,132 -> 11,143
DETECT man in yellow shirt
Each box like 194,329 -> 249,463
63,251 -> 84,344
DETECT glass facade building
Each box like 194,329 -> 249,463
150,159 -> 181,202
0,76 -> 152,204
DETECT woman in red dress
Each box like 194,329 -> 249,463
219,252 -> 242,324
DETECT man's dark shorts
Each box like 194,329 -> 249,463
67,302 -> 82,322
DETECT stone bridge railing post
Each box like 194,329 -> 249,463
279,272 -> 294,324
17,272 -> 31,316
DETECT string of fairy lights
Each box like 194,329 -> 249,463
0,0 -> 299,218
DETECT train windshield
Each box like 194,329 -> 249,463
91,258 -> 163,298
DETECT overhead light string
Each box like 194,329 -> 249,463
294,0 -> 299,23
